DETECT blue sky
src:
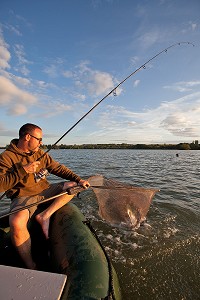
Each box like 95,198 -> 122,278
0,0 -> 200,146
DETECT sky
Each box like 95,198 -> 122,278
0,0 -> 200,146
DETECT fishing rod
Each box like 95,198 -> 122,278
40,41 -> 194,158
33,42 -> 194,188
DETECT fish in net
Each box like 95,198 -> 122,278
88,175 -> 159,228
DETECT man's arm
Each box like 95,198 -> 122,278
0,161 -> 27,192
0,153 -> 40,192
43,153 -> 90,187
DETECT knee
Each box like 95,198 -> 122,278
9,212 -> 29,232
63,181 -> 77,190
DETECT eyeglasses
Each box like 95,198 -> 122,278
29,134 -> 42,142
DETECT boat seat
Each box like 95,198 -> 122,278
0,264 -> 67,300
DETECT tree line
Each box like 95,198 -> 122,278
1,141 -> 199,150
43,141 -> 199,150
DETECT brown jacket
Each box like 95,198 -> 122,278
0,139 -> 81,199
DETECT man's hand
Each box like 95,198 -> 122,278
23,161 -> 40,173
78,179 -> 90,189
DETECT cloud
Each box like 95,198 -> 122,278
7,103 -> 28,116
72,92 -> 86,101
13,44 -> 31,76
0,34 -> 11,69
32,99 -> 73,118
3,23 -> 22,36
90,91 -> 200,143
133,80 -> 140,87
43,58 -> 66,78
191,22 -> 197,31
43,64 -> 58,78
0,127 -> 17,137
161,113 -> 193,134
0,76 -> 37,115
138,29 -> 161,49
63,70 -> 74,78
64,61 -> 120,98
12,75 -> 31,86
87,72 -> 114,96
164,81 -> 200,92
159,94 -> 200,137
130,56 -> 139,66
35,80 -> 56,90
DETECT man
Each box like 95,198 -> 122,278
0,123 -> 90,269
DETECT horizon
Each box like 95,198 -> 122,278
0,140 -> 198,148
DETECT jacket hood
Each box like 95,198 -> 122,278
7,139 -> 38,157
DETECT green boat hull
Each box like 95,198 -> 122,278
0,203 -> 121,299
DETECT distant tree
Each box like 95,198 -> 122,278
178,143 -> 191,150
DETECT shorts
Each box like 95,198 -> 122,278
10,182 -> 65,218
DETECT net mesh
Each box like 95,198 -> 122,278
88,175 -> 159,228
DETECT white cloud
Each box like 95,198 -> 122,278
0,76 -> 37,115
12,75 -> 31,86
13,44 -> 31,76
68,61 -> 121,98
164,81 -> 200,92
43,64 -> 58,78
36,100 -> 72,118
36,80 -> 56,90
90,91 -> 200,143
0,34 -> 11,69
7,103 -> 28,115
87,72 -> 114,96
181,21 -> 199,34
138,29 -> 160,49
159,93 -> 200,137
3,23 -> 22,36
133,80 -> 140,87
130,56 -> 139,65
72,92 -> 86,101
76,60 -> 91,74
191,23 -> 197,31
43,58 -> 66,78
63,70 -> 74,78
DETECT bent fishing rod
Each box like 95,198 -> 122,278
38,41 -> 194,159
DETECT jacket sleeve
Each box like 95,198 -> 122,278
0,155 -> 27,193
43,153 -> 82,183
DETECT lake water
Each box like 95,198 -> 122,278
1,149 -> 199,299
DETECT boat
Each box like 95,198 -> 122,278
0,201 -> 121,299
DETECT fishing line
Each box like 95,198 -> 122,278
39,41 -> 194,159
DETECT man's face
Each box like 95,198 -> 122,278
27,128 -> 43,152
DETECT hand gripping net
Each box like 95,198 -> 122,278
88,175 -> 159,228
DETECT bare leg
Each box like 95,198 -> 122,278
35,181 -> 77,239
9,209 -> 36,270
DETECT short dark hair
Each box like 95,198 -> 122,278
19,123 -> 42,138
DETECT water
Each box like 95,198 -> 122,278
1,149 -> 200,299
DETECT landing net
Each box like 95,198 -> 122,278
88,175 -> 159,228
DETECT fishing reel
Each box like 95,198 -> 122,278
34,168 -> 49,183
